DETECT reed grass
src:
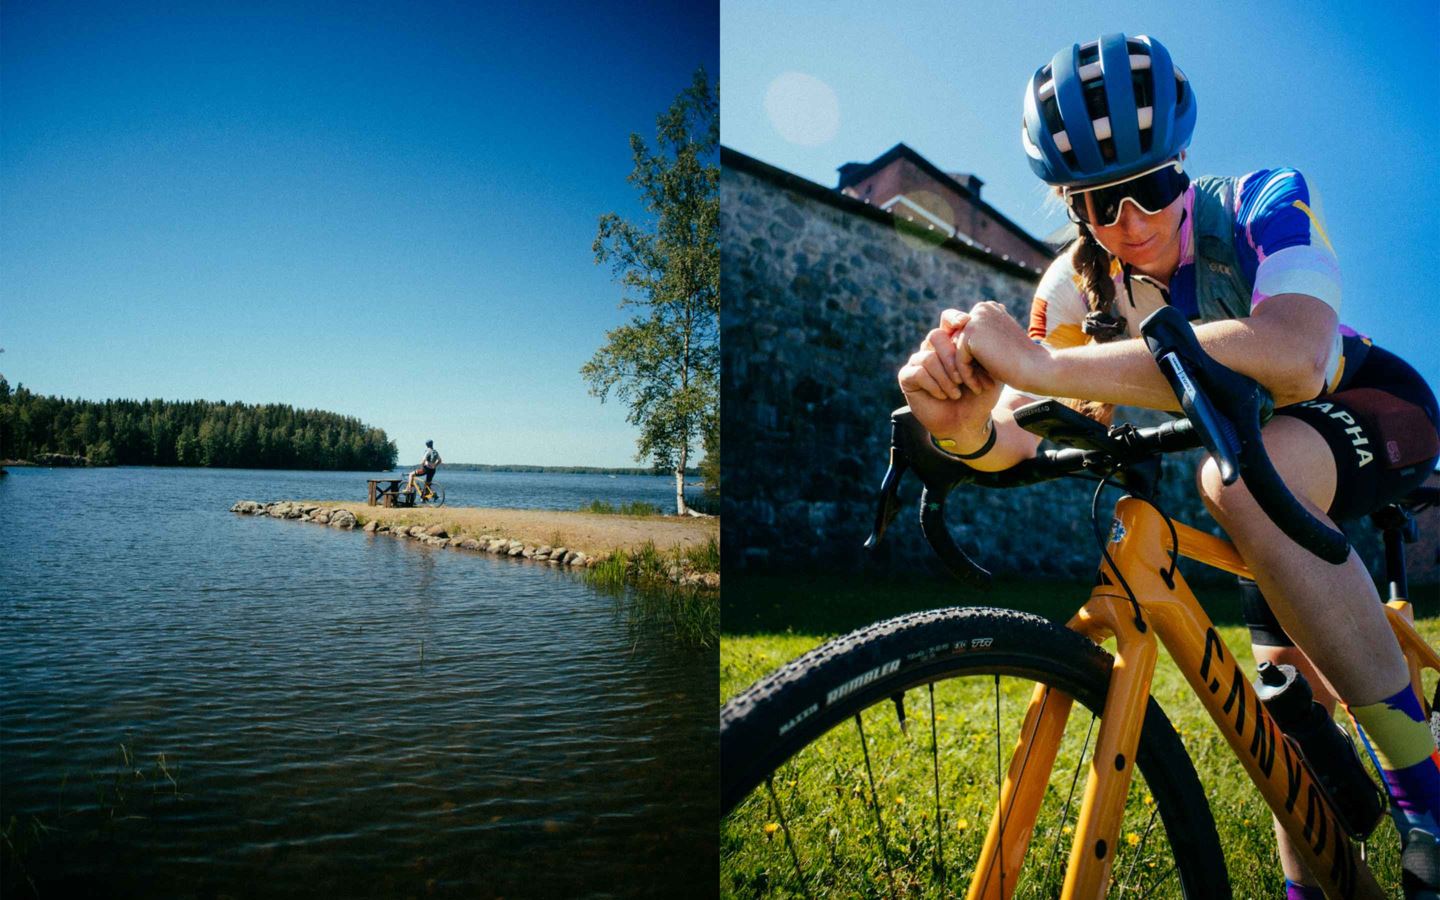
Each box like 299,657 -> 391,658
579,499 -> 663,516
584,539 -> 720,647
2,741 -> 186,899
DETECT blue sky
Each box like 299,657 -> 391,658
721,0 -> 1440,393
2,0 -> 718,467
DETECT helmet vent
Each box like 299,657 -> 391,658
1041,93 -> 1064,140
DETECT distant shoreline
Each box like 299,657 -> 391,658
439,463 -> 700,476
0,458 -> 697,477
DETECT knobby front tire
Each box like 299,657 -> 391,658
721,607 -> 1230,898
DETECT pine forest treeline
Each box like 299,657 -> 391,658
0,379 -> 397,470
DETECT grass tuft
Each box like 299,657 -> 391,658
583,539 -> 719,647
579,499 -> 663,517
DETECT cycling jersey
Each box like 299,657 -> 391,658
423,448 -> 440,467
1010,167 -> 1438,525
1025,168 -> 1350,390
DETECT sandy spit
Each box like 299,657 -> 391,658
317,502 -> 718,558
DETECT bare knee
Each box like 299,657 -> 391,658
1195,455 -> 1261,531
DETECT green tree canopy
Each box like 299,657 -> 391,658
0,378 -> 397,471
583,68 -> 718,515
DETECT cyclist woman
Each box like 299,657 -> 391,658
898,33 -> 1439,898
405,439 -> 442,497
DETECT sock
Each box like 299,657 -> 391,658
1349,684 -> 1440,833
1285,879 -> 1326,899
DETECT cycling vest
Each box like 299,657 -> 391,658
1190,175 -> 1252,323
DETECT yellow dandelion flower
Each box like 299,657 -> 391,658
1126,832 -> 1140,846
895,796 -> 905,806
1063,825 -> 1074,836
1143,794 -> 1153,806
764,823 -> 780,836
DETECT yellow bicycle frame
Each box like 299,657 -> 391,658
966,496 -> 1439,900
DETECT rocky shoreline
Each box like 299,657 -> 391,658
229,500 -> 719,588
1,454 -> 93,467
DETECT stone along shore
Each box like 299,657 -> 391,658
231,500 -> 598,567
228,500 -> 720,588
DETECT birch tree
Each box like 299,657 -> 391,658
583,69 -> 718,515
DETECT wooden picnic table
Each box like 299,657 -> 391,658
367,478 -> 414,507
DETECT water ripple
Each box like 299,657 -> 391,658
0,467 -> 716,898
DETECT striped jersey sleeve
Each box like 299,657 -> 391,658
1233,167 -> 1342,314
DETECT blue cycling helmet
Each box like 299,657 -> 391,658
1022,33 -> 1195,188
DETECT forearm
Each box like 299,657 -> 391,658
1024,301 -> 1332,410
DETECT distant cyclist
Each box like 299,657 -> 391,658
405,440 -> 442,497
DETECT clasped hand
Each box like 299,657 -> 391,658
896,302 -> 1046,445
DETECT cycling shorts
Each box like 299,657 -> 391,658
417,465 -> 435,484
1242,341 -> 1437,647
1271,342 -> 1438,522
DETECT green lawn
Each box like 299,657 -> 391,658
721,573 -> 1440,898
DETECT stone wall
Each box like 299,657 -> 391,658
720,147 -> 1145,580
719,147 -> 1433,590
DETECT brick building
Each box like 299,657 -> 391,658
837,142 -> 1054,271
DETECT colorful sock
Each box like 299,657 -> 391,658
1285,879 -> 1326,899
1349,684 -> 1440,833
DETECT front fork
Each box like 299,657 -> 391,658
965,592 -> 1156,900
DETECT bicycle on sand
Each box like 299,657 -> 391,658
720,306 -> 1439,898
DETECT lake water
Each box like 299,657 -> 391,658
0,467 -> 717,899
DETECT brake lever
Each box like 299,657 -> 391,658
863,442 -> 907,550
864,407 -> 993,587
1140,306 -> 1350,564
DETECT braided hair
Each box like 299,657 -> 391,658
1063,222 -> 1126,424
1071,223 -> 1128,342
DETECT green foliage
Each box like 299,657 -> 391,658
585,540 -> 720,647
699,403 -> 720,504
583,69 -> 719,514
684,536 -> 720,573
0,377 -> 397,470
86,440 -> 116,467
584,535 -> 720,642
580,499 -> 663,516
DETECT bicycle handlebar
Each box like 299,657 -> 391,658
866,306 -> 1351,581
1139,306 -> 1349,564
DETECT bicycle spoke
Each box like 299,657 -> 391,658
994,674 -> 1005,898
1042,709 -> 1095,889
1140,859 -> 1178,896
1118,799 -> 1161,891
855,712 -> 898,896
929,682 -> 945,887
722,612 -> 1226,899
765,775 -> 812,900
